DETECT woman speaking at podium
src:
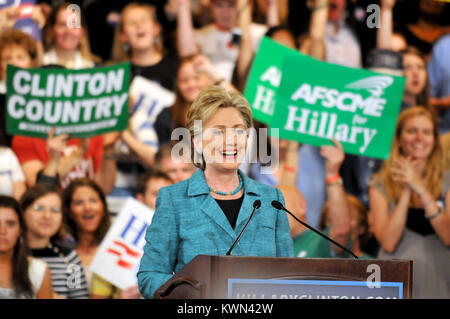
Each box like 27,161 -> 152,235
137,86 -> 294,298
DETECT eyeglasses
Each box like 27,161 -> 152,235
32,204 -> 61,214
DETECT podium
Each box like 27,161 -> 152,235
155,255 -> 412,299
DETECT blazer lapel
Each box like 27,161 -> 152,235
234,171 -> 261,234
187,170 -> 236,240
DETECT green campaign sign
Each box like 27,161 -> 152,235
244,36 -> 299,124
271,53 -> 405,159
6,62 -> 130,138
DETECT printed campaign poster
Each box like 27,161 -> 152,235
244,36 -> 302,124
0,0 -> 41,41
6,62 -> 130,138
90,197 -> 154,290
271,53 -> 405,159
129,76 -> 175,124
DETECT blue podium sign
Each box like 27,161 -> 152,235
228,279 -> 403,299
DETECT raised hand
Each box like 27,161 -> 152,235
381,0 -> 396,10
46,127 -> 69,161
320,139 -> 345,178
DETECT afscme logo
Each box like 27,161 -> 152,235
345,76 -> 394,97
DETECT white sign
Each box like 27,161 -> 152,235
129,76 -> 175,124
90,197 -> 154,290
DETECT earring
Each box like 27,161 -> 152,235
123,43 -> 130,52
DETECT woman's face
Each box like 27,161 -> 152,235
177,61 -> 211,103
1,44 -> 33,81
53,9 -> 84,52
121,7 -> 160,52
70,186 -> 105,235
0,207 -> 21,253
403,53 -> 427,96
199,107 -> 248,172
24,193 -> 62,241
399,115 -> 435,160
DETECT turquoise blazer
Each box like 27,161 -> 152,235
137,169 -> 294,298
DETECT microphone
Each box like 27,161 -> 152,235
226,200 -> 261,256
271,200 -> 358,259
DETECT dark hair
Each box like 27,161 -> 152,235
401,46 -> 430,109
62,178 -> 111,245
20,184 -> 65,242
136,169 -> 173,195
0,195 -> 33,298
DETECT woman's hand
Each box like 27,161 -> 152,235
193,54 -> 221,83
391,156 -> 426,195
381,0 -> 396,10
320,139 -> 344,178
46,127 -> 69,161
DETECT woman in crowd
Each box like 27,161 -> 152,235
0,195 -> 53,299
61,178 -> 111,289
369,106 -> 450,298
20,184 -> 89,299
376,0 -> 430,111
401,46 -> 430,110
43,2 -> 100,68
172,53 -> 236,129
138,86 -> 293,298
0,29 -> 38,147
107,2 -> 179,197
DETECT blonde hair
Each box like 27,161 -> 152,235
112,3 -> 163,62
374,106 -> 442,204
43,3 -> 100,64
187,86 -> 253,169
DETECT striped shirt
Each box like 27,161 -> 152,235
31,242 -> 89,299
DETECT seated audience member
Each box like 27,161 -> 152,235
0,29 -> 38,147
320,194 -> 375,259
0,195 -> 53,299
279,140 -> 352,258
42,2 -> 100,69
369,107 -> 450,298
62,178 -> 141,299
154,142 -> 197,184
61,178 -> 111,291
136,170 -> 174,210
20,184 -> 89,299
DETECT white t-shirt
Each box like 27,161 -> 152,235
0,147 -> 25,197
194,23 -> 267,81
43,49 -> 95,69
325,21 -> 362,68
0,257 -> 47,299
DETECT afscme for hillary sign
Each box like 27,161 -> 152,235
6,63 -> 130,138
245,37 -> 406,160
